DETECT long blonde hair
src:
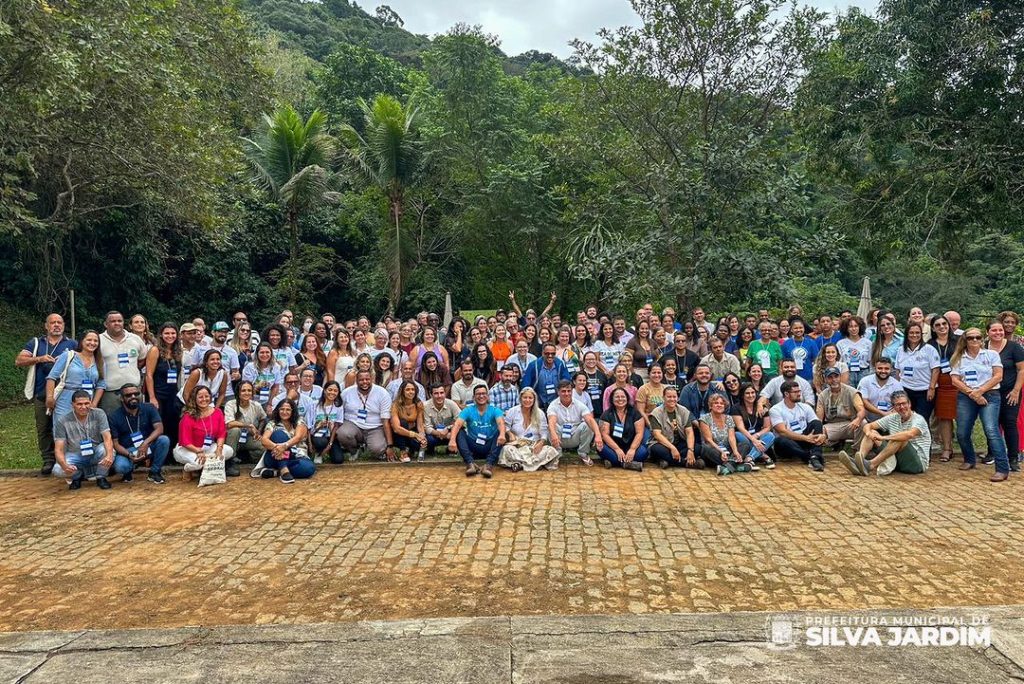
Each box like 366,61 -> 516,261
518,387 -> 545,433
949,327 -> 982,370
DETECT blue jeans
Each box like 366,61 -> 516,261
456,431 -> 501,466
598,442 -> 649,467
957,392 -> 1008,472
736,432 -> 776,459
263,428 -> 316,478
115,435 -> 170,476
52,446 -> 109,480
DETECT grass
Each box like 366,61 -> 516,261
0,301 -> 40,407
0,404 -> 39,470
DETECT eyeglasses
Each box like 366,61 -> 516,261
966,336 -> 983,341
725,379 -> 739,384
285,380 -> 299,384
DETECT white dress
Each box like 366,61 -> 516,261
498,406 -> 560,471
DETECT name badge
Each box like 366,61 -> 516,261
166,368 -> 178,384
314,428 -> 328,438
789,420 -> 801,430
612,423 -> 624,439
902,367 -> 914,378
940,360 -> 951,374
118,352 -> 130,367
183,364 -> 192,377
545,384 -> 556,396
82,379 -> 94,392
561,423 -> 573,438
239,430 -> 248,445
475,434 -> 487,445
357,409 -> 368,420
589,386 -> 601,399
878,401 -> 891,411
524,431 -> 535,439
130,431 -> 144,448
203,435 -> 214,448
645,357 -> 653,367
435,424 -> 446,430
258,387 -> 270,403
80,439 -> 95,457
849,362 -> 860,372
964,370 -> 978,381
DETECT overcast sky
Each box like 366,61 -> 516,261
353,0 -> 879,58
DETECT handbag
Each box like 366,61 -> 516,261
48,351 -> 73,415
198,454 -> 227,487
23,338 -> 39,401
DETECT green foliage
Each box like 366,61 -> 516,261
316,44 -> 409,129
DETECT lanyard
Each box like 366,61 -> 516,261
124,412 -> 140,434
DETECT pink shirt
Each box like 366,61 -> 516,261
178,409 -> 227,448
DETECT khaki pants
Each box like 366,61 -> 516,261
823,420 -> 863,445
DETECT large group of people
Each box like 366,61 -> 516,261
16,294 -> 1024,490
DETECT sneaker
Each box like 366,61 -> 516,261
313,455 -> 323,465
465,463 -> 480,477
716,465 -> 731,476
147,472 -> 166,485
623,461 -> 643,472
853,452 -> 871,476
764,459 -> 776,470
602,459 -> 613,469
982,455 -> 995,466
225,459 -> 240,477
747,463 -> 760,472
734,463 -> 753,473
659,459 -> 670,469
580,455 -> 594,467
260,469 -> 276,479
417,449 -> 425,462
1011,462 -> 1021,473
280,471 -> 295,484
400,452 -> 411,463
68,478 -> 82,490
481,465 -> 493,478
96,477 -> 112,490
838,450 -> 859,476
809,458 -> 824,472
510,463 -> 523,472
41,463 -> 55,477
122,471 -> 133,482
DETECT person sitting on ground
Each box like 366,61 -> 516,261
499,387 -> 560,471
597,387 -> 648,472
448,384 -> 506,479
700,393 -> 755,475
815,367 -> 866,448
309,381 -> 344,465
338,369 -> 393,461
424,383 -> 460,454
256,398 -> 314,484
53,390 -> 116,490
108,382 -> 169,484
390,380 -> 427,463
731,382 -> 776,468
224,381 -> 267,473
488,365 -> 521,412
173,385 -> 233,482
547,380 -> 604,467
760,359 -> 815,406
857,357 -> 901,420
451,358 -> 488,408
839,390 -> 931,477
770,380 -> 827,471
648,386 -> 698,469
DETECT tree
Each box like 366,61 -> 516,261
243,105 -> 338,305
375,5 -> 404,28
315,44 -> 408,130
339,95 -> 421,314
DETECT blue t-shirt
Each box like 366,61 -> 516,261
23,337 -> 78,399
782,337 -> 820,381
108,404 -> 163,450
458,404 -> 504,441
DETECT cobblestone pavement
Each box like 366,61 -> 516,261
0,459 -> 1021,632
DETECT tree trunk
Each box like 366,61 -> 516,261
288,208 -> 300,307
390,200 -> 401,316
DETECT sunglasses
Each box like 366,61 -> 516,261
966,336 -> 983,341
122,392 -> 141,398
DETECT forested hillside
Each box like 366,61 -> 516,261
1,0 -> 1021,326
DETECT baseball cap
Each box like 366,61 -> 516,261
212,321 -> 230,332
824,367 -> 841,378
179,323 -> 197,332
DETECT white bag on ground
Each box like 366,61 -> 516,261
198,455 -> 226,487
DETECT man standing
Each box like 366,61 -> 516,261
16,313 -> 77,475
522,343 -> 571,410
760,360 -> 815,406
488,366 -> 521,412
815,367 -> 866,447
546,381 -> 604,466
700,338 -> 741,381
770,381 -> 827,471
448,385 -> 506,478
944,310 -> 963,337
451,359 -> 488,408
693,308 -> 715,336
817,315 -> 842,346
339,370 -> 393,460
179,322 -> 199,376
108,383 -> 170,484
53,391 -> 116,490
98,311 -> 147,414
839,391 -> 931,477
663,331 -> 700,382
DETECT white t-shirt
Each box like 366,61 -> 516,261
760,375 -> 814,405
894,345 -> 940,391
950,349 -> 1001,390
769,401 -> 817,434
504,405 -> 549,441
591,341 -> 625,369
341,384 -> 392,429
857,374 -> 901,413
837,337 -> 873,374
99,331 -> 146,391
271,391 -> 317,426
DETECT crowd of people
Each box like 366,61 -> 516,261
16,293 -> 1024,490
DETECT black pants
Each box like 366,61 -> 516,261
773,420 -> 825,463
905,388 -> 934,422
650,437 -> 691,467
999,391 -> 1021,459
34,397 -> 55,468
155,394 -> 181,448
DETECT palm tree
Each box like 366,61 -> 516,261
242,105 -> 336,304
339,94 -> 420,314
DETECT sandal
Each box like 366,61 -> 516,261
400,452 -> 411,463
939,451 -> 952,462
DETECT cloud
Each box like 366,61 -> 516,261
353,0 -> 878,58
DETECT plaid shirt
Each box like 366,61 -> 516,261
488,383 -> 520,412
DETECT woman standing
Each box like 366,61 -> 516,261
986,318 -> 1024,472
46,330 -> 105,425
812,344 -> 850,394
572,324 -> 593,362
145,323 -> 182,446
411,326 -> 449,372
499,387 -> 559,471
263,324 -> 294,373
928,315 -> 957,461
735,328 -> 755,365
489,324 -> 514,371
581,351 -> 609,414
837,316 -> 872,387
445,319 -> 467,368
871,317 -> 901,364
554,327 -> 580,375
242,343 -> 283,409
684,321 -> 709,359
129,314 -> 155,382
326,329 -> 356,384
258,399 -> 314,484
523,323 -> 541,358
894,322 -> 941,420
390,380 -> 427,463
294,333 -> 327,387
471,342 -> 497,386
174,386 -> 232,481
179,350 -> 228,408
950,327 -> 1008,480
229,320 -> 256,370
592,322 -> 624,374
224,381 -> 267,471
598,387 -> 648,471
625,319 -> 657,380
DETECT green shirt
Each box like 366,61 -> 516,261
748,340 -> 783,376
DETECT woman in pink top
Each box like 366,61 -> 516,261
173,385 -> 232,481
410,326 -> 449,371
